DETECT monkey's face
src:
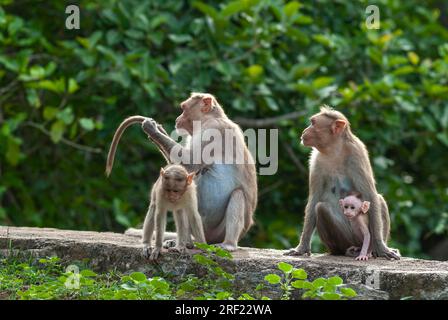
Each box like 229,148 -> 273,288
175,95 -> 214,135
160,166 -> 194,203
301,114 -> 347,151
301,115 -> 333,149
339,197 -> 362,219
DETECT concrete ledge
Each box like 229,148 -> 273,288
1,226 -> 447,300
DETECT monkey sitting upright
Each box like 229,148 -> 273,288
339,192 -> 372,261
142,164 -> 206,261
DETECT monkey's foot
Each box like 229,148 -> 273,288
373,245 -> 401,260
142,246 -> 152,259
168,246 -> 187,254
162,239 -> 177,249
283,247 -> 311,256
149,247 -> 161,261
215,243 -> 238,251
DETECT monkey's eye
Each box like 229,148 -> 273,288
351,206 -> 355,210
344,205 -> 349,209
175,178 -> 183,182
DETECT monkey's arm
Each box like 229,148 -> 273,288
142,202 -> 156,259
171,210 -> 189,252
187,204 -> 206,244
357,217 -> 371,258
284,196 -> 317,256
142,118 -> 203,172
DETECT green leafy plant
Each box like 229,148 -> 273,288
264,262 -> 357,300
1,249 -> 358,300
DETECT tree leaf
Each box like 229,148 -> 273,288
50,121 -> 65,143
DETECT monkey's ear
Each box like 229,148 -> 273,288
160,168 -> 165,177
339,199 -> 344,211
186,172 -> 195,185
201,97 -> 213,113
332,119 -> 347,135
361,201 -> 370,214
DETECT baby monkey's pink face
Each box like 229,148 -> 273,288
339,195 -> 370,219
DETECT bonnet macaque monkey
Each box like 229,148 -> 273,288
339,193 -> 371,261
105,93 -> 257,251
138,93 -> 257,251
143,164 -> 206,261
286,106 -> 400,259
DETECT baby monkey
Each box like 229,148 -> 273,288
339,192 -> 372,261
142,164 -> 206,261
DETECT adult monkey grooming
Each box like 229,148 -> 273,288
285,106 -> 400,259
134,93 -> 257,251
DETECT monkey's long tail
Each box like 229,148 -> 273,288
105,116 -> 146,177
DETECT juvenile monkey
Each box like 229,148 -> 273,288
142,164 -> 206,261
339,193 -> 371,261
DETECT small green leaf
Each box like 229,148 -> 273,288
328,276 -> 343,286
264,274 -> 281,284
80,269 -> 97,277
246,65 -> 263,79
312,278 -> 326,289
50,121 -> 65,143
68,78 -> 79,94
283,1 -> 301,18
277,262 -> 293,274
407,51 -> 419,65
291,280 -> 305,288
26,89 -> 40,108
130,272 -> 147,282
57,107 -> 74,125
312,76 -> 334,89
43,106 -> 59,120
341,287 -> 357,297
6,136 -> 22,166
292,268 -> 307,280
79,118 -> 95,131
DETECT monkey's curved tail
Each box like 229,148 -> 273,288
105,116 -> 146,177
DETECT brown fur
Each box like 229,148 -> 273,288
286,106 -> 400,259
140,93 -> 257,251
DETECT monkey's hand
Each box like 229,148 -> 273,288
149,247 -> 161,261
372,241 -> 401,260
142,118 -> 160,137
355,254 -> 369,261
284,245 -> 311,256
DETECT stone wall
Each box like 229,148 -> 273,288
1,226 -> 447,300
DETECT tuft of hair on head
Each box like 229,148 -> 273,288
318,104 -> 353,137
347,191 -> 363,199
164,163 -> 189,175
318,105 -> 349,122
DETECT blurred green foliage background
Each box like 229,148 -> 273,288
0,0 -> 447,259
